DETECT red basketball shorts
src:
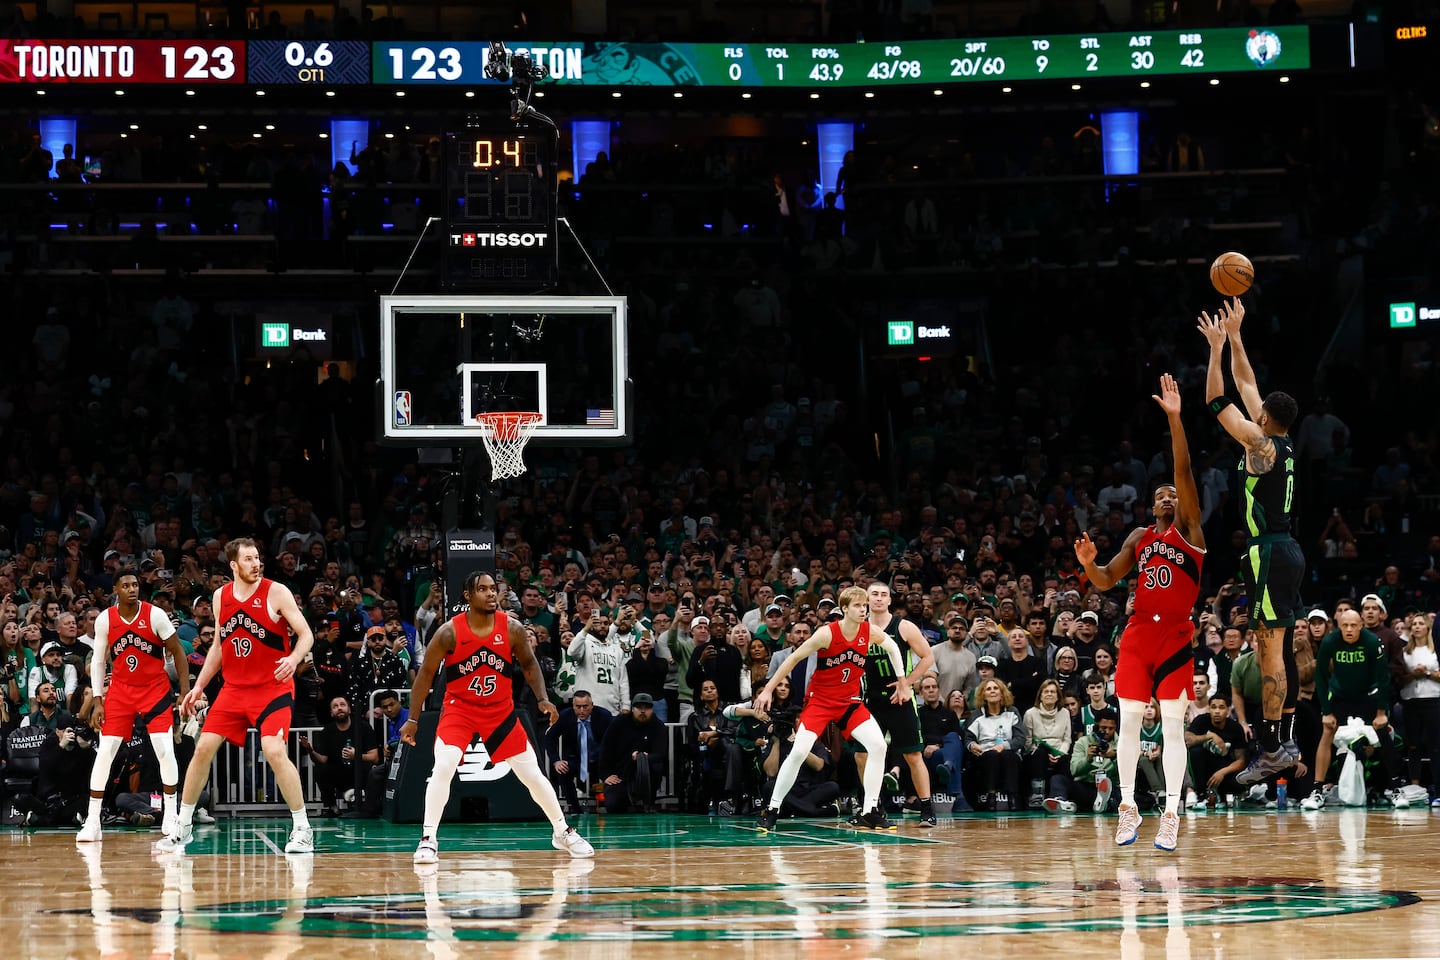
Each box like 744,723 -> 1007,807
1115,615 -> 1195,703
203,685 -> 295,746
102,678 -> 175,739
797,696 -> 873,739
434,697 -> 530,764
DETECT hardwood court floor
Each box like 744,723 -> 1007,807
4,806 -> 1437,959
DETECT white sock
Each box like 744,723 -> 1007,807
290,807 -> 310,830
1117,698 -> 1147,807
1160,699 -> 1190,816
423,741 -> 464,840
767,726 -> 820,812
86,796 -> 103,824
178,801 -> 197,829
853,720 -> 888,813
163,792 -> 177,822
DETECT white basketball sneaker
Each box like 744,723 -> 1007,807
551,827 -> 595,858
76,819 -> 103,844
413,836 -> 439,864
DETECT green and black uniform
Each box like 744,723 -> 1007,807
1314,626 -> 1404,787
850,622 -> 923,755
1237,435 -> 1305,628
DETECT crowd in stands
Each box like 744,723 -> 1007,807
3,51 -> 1439,824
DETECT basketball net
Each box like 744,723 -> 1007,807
476,412 -> 542,480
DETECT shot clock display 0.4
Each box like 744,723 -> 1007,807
442,128 -> 558,291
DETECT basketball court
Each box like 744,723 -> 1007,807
9,808 -> 1437,958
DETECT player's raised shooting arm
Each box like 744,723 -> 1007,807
1219,299 -> 1265,420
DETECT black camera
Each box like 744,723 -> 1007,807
770,705 -> 800,737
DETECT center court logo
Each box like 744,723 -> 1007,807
65,876 -> 1417,940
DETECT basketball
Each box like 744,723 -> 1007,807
1210,251 -> 1254,297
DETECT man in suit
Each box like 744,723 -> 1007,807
768,620 -> 816,700
545,689 -> 612,812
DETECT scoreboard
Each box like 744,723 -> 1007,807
0,27 -> 1310,89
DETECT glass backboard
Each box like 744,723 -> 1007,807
379,295 -> 629,444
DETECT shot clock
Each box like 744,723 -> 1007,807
442,124 -> 559,291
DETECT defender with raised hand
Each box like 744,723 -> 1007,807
1075,374 -> 1205,852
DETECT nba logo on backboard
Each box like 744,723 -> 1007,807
394,391 -> 412,426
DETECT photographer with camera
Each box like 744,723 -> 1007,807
12,704 -> 95,826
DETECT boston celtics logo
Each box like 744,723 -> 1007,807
579,43 -> 700,86
1245,30 -> 1283,67
65,875 -> 1417,941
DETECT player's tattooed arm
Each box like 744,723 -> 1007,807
1244,435 -> 1277,476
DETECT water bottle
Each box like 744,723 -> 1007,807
1276,778 -> 1288,810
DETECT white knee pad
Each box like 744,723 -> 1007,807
431,740 -> 465,779
150,730 -> 180,787
90,735 -> 124,792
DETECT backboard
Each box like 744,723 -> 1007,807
379,295 -> 629,444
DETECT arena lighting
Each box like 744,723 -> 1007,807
319,132 -> 329,138
816,121 -> 853,209
38,116 -> 76,174
1071,83 -> 1082,90
326,90 -> 336,97
611,91 -> 621,98
932,88 -> 943,96
396,90 -> 406,97
741,91 -> 752,99
35,89 -> 45,95
1209,78 -> 1220,85
570,120 -> 611,181
1002,86 -> 1013,93
1279,75 -> 1290,83
114,89 -> 124,95
673,90 -> 683,98
330,118 -> 369,172
1100,111 -> 1139,176
185,89 -> 195,96
534,90 -> 545,97
809,92 -> 820,99
465,90 -> 476,98
1140,81 -> 1151,88
129,123 -> 139,129
197,124 -> 207,129
864,91 -> 875,98
265,124 -> 275,130
255,89 -> 266,96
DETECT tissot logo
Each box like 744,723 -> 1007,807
449,232 -> 550,248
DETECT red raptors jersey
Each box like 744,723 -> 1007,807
806,620 -> 871,704
444,610 -> 514,706
217,579 -> 292,688
102,602 -> 168,688
1133,524 -> 1205,618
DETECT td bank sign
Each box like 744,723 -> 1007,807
261,322 -> 329,348
886,320 -> 953,347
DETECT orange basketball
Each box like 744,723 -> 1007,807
1210,251 -> 1254,297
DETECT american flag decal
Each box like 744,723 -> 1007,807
586,408 -> 616,428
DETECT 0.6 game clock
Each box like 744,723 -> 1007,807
247,40 -> 370,84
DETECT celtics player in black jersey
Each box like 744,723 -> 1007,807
1200,299 -> 1304,786
852,582 -> 939,826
